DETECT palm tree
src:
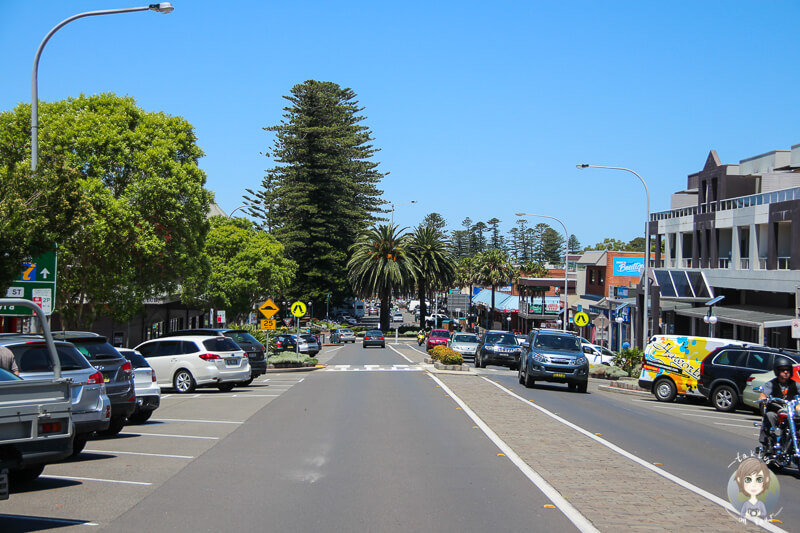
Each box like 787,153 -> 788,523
407,226 -> 456,329
455,256 -> 478,327
348,224 -> 416,332
520,260 -> 549,318
475,249 -> 518,330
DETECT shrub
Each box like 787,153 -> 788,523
439,349 -> 463,366
429,345 -> 449,361
613,347 -> 644,376
589,364 -> 629,380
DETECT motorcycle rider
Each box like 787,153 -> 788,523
758,355 -> 799,452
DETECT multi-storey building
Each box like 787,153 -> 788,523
649,144 -> 800,348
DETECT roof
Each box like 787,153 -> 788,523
674,305 -> 795,329
577,251 -> 607,266
472,289 -> 519,312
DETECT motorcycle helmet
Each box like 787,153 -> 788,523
773,355 -> 795,376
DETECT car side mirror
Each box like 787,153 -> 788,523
582,346 -> 593,354
520,341 -> 529,348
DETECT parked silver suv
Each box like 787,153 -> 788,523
0,336 -> 111,456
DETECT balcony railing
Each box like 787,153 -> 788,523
740,258 -> 749,270
650,186 -> 800,222
758,257 -> 767,270
778,256 -> 791,270
718,258 -> 730,269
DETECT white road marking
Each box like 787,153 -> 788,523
230,394 -> 281,397
120,432 -> 219,440
713,422 -> 760,429
481,377 -> 785,533
388,344 -> 416,363
429,374 -> 599,533
42,475 -> 152,486
85,450 -> 194,459
151,418 -> 243,424
325,346 -> 344,352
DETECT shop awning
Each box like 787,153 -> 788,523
472,289 -> 520,312
674,306 -> 794,329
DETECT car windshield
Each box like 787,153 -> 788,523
485,333 -> 517,345
366,330 -> 383,336
118,349 -> 150,368
71,339 -> 124,361
340,329 -> 353,335
10,343 -> 91,372
225,331 -> 260,346
202,337 -> 241,352
300,334 -> 317,342
534,334 -> 581,351
453,334 -> 478,343
431,330 -> 450,339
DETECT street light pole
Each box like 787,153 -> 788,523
228,203 -> 259,218
31,3 -> 174,172
390,200 -> 417,225
515,212 -> 570,332
577,164 -> 651,347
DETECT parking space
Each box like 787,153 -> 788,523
0,373 -> 306,532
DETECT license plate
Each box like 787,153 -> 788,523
553,373 -> 566,378
225,359 -> 238,366
104,376 -> 110,382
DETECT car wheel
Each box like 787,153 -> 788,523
653,378 -> 677,402
518,364 -> 524,384
577,381 -> 588,393
712,384 -> 738,412
240,377 -> 254,387
10,464 -> 45,485
70,433 -> 88,457
523,363 -> 534,388
173,369 -> 196,393
99,416 -> 126,436
128,411 -> 153,424
217,383 -> 236,392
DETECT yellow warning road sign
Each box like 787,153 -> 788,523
260,319 -> 276,330
574,312 -> 589,328
259,299 -> 279,319
290,301 -> 307,317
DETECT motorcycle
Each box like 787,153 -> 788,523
754,396 -> 800,472
417,331 -> 425,346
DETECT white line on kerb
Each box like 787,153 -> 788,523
429,374 -> 599,533
85,449 -> 194,459
481,377 -> 785,533
388,344 -> 415,363
120,432 -> 219,440
42,475 -> 151,486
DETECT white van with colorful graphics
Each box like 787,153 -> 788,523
639,335 -> 746,402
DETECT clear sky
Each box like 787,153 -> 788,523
2,1 -> 799,248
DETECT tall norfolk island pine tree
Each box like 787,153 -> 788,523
245,81 -> 385,312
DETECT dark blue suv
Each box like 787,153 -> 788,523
519,330 -> 588,392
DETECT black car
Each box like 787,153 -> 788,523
165,328 -> 266,385
52,332 -> 136,435
518,330 -> 588,392
475,331 -> 521,370
698,345 -> 800,412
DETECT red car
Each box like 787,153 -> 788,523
426,329 -> 451,351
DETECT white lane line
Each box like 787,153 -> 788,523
0,515 -> 99,527
230,394 -> 281,397
388,344 -> 416,363
42,475 -> 152,486
635,400 -> 757,419
429,374 -> 598,533
714,422 -> 759,429
120,432 -> 219,440
85,450 -> 194,459
325,346 -> 344,352
152,418 -> 243,424
482,377 -> 785,533
335,365 -> 352,368
364,364 -> 381,369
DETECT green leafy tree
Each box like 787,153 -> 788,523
588,238 -> 627,251
347,224 -> 416,331
189,216 -> 296,322
450,229 -> 470,258
421,212 -> 447,238
472,221 -> 488,253
249,80 -> 385,312
0,94 -> 211,328
542,227 -> 565,265
461,217 -> 474,256
487,218 -> 503,250
530,223 -> 549,263
408,226 -> 456,328
568,234 -> 582,253
520,260 -> 549,313
474,249 -> 518,330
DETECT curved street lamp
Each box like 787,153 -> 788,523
228,203 -> 259,218
31,3 -> 174,172
577,164 -> 651,347
515,212 -> 570,332
390,200 -> 417,225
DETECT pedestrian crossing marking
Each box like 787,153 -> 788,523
325,364 -> 423,372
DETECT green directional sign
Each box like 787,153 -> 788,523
1,250 -> 57,316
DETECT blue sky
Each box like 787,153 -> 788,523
2,1 -> 799,248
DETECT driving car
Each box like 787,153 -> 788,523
331,328 -> 356,343
518,330 -> 588,392
475,330 -> 521,370
117,348 -> 161,423
52,332 -> 136,436
0,336 -> 111,456
274,334 -> 320,356
581,343 -> 616,365
164,328 -> 266,385
698,345 -> 800,412
426,329 -> 451,351
449,332 -> 479,363
134,335 -> 251,393
363,330 -> 385,348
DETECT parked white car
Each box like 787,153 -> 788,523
581,343 -> 616,365
134,335 -> 251,393
117,348 -> 161,423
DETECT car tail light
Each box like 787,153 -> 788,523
199,353 -> 220,361
121,361 -> 133,377
379,336 -> 384,340
87,371 -> 103,384
151,369 -> 157,382
39,421 -> 62,434
276,341 -> 283,348
106,405 -> 111,419
746,376 -> 756,386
